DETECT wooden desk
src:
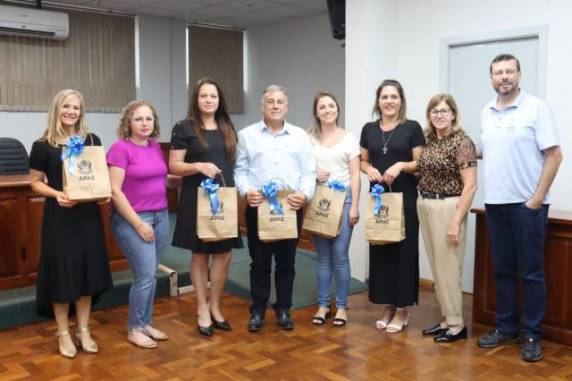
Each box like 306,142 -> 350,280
472,208 -> 572,345
0,175 -> 127,290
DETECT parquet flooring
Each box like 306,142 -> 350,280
1,287 -> 572,381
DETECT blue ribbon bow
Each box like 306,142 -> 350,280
370,184 -> 385,216
326,180 -> 347,192
201,178 -> 220,215
261,181 -> 284,215
60,135 -> 84,176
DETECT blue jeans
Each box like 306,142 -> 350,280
485,203 -> 549,340
111,209 -> 169,330
312,193 -> 353,308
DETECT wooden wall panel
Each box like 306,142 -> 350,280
0,175 -> 128,290
25,196 -> 44,276
0,196 -> 20,278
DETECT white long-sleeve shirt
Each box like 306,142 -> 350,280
234,119 -> 316,200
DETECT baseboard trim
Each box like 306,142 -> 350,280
420,278 -> 434,291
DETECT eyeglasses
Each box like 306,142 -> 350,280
430,108 -> 451,116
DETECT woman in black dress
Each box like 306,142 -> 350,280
29,89 -> 113,358
359,80 -> 425,333
169,78 -> 243,336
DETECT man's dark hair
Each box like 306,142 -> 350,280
490,54 -> 521,73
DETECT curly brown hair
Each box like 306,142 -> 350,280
117,100 -> 161,140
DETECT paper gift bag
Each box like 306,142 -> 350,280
197,178 -> 238,242
365,187 -> 405,246
62,145 -> 111,201
258,190 -> 298,242
302,183 -> 346,238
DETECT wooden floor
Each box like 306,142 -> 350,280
1,288 -> 572,381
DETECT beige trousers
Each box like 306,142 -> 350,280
417,196 -> 466,326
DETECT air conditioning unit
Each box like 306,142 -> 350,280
0,4 -> 69,40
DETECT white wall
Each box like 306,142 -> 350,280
346,0 -> 572,289
0,15 -> 187,151
345,0 -> 398,281
243,14 -> 345,130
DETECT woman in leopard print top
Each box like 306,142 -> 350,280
416,94 -> 477,343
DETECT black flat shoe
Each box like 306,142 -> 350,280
212,319 -> 232,331
198,324 -> 214,337
422,323 -> 448,336
434,326 -> 467,343
248,314 -> 264,332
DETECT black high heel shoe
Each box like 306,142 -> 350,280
211,314 -> 232,331
198,323 -> 214,337
197,315 -> 214,337
210,310 -> 232,331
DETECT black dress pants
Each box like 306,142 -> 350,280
245,206 -> 303,315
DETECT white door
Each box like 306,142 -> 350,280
446,36 -> 540,293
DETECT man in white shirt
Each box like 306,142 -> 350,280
234,85 -> 315,332
476,54 -> 562,362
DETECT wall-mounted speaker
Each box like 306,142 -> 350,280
327,0 -> 345,40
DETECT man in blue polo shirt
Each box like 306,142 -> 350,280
234,85 -> 315,332
476,54 -> 562,362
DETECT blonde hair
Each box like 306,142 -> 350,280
41,89 -> 88,147
117,100 -> 160,140
424,94 -> 465,142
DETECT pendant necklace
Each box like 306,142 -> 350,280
381,128 -> 395,155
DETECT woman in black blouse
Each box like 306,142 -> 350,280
169,78 -> 243,337
359,79 -> 425,333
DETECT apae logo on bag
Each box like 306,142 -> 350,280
77,159 -> 95,181
315,198 -> 331,218
210,201 -> 225,220
374,205 -> 389,224
268,200 -> 285,222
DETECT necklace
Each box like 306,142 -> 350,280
381,128 -> 396,155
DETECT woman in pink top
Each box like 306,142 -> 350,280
107,100 -> 169,349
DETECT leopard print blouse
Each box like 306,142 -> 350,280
418,132 -> 477,196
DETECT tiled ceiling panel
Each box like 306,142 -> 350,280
23,0 -> 328,27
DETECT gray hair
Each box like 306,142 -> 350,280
261,84 -> 287,101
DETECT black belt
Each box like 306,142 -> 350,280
419,190 -> 459,200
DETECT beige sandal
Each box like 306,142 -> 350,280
143,325 -> 168,341
56,330 -> 77,359
128,328 -> 158,349
386,310 -> 409,334
75,327 -> 98,353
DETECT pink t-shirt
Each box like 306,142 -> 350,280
107,139 -> 168,212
